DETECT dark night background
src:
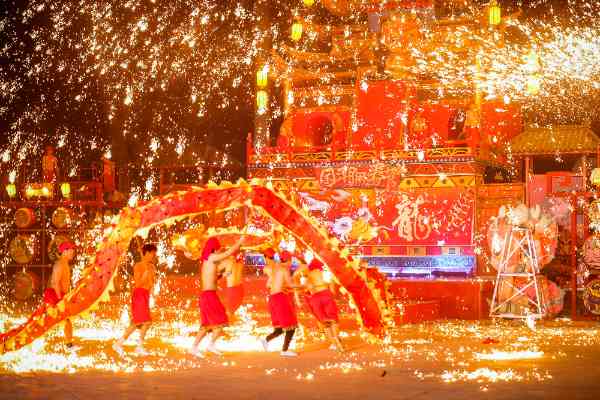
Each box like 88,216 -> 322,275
0,1 -> 598,186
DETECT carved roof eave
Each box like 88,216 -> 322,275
510,125 -> 600,157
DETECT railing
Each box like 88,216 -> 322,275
248,144 -> 477,165
1,166 -> 104,204
246,126 -> 488,165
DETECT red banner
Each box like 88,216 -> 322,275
297,186 -> 475,247
318,163 -> 405,189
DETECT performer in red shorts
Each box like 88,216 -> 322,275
261,249 -> 299,357
113,243 -> 157,356
45,241 -> 76,348
189,236 -> 244,357
294,255 -> 344,352
221,252 -> 245,316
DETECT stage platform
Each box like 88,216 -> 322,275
388,278 -> 495,321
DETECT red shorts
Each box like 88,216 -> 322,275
43,288 -> 61,306
309,289 -> 339,323
132,288 -> 152,325
199,290 -> 228,328
223,284 -> 244,314
268,292 -> 297,330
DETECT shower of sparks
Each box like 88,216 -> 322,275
1,0 -> 257,187
1,0 -> 600,390
2,295 -> 600,386
1,1 -> 599,184
474,349 -> 544,361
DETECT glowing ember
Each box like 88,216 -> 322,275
475,350 -> 544,361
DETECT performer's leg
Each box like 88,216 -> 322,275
327,323 -> 344,351
119,323 -> 137,343
113,322 -> 137,354
139,322 -> 150,346
208,327 -> 222,346
64,319 -> 73,344
192,327 -> 210,350
266,327 -> 283,342
282,329 -> 295,352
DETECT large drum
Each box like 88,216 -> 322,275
9,234 -> 38,264
583,279 -> 600,315
13,270 -> 41,300
15,208 -> 36,229
51,207 -> 72,229
47,234 -> 72,262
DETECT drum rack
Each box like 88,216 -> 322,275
1,200 -> 123,297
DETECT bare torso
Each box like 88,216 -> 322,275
134,260 -> 156,291
199,236 -> 245,291
266,262 -> 293,295
50,259 -> 71,297
306,269 -> 328,294
294,265 -> 328,294
200,258 -> 219,291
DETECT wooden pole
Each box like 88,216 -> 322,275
524,156 -> 531,207
571,194 -> 578,320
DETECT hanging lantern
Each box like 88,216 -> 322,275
488,0 -> 501,26
256,65 -> 269,88
256,90 -> 268,113
291,22 -> 303,41
60,182 -> 71,199
24,185 -> 34,200
591,168 -> 600,187
5,183 -> 16,199
303,0 -> 315,6
526,74 -> 541,96
589,199 -> 600,231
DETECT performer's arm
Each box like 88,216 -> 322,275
51,267 -> 62,297
284,270 -> 301,290
210,236 -> 244,263
292,264 -> 307,285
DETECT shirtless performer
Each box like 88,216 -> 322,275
190,236 -> 244,357
221,253 -> 245,317
261,249 -> 299,357
44,241 -> 76,347
294,257 -> 344,352
113,243 -> 157,356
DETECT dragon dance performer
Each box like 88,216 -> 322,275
113,243 -> 157,356
220,253 -> 245,317
261,249 -> 299,357
44,241 -> 76,348
190,236 -> 244,357
294,256 -> 344,352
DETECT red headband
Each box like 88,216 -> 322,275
308,258 -> 324,271
58,241 -> 76,253
263,248 -> 275,260
201,237 -> 221,261
279,250 -> 292,263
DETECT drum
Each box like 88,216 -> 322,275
15,208 -> 36,229
583,279 -> 600,315
47,234 -> 72,262
9,234 -> 38,264
51,207 -> 72,228
13,270 -> 41,300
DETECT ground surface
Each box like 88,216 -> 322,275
2,297 -> 600,400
